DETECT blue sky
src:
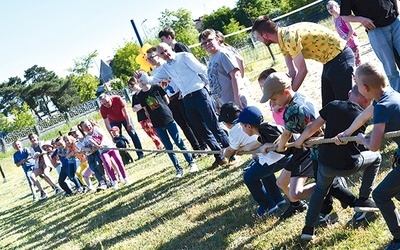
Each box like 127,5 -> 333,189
0,0 -> 236,82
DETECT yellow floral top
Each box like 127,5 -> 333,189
277,22 -> 346,64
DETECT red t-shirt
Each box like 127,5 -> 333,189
100,95 -> 126,122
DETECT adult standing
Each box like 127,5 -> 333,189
199,29 -> 250,109
99,93 -> 144,160
252,16 -> 355,107
145,46 -> 206,155
340,0 -> 400,92
134,43 -> 230,168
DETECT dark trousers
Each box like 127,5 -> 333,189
183,88 -> 229,161
68,161 -> 82,188
58,166 -> 73,194
321,46 -> 355,107
168,98 -> 206,150
87,151 -> 105,183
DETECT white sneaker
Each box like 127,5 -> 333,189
175,170 -> 184,178
124,178 -> 131,185
113,181 -> 119,190
188,163 -> 199,173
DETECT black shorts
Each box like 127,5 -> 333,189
284,147 -> 314,178
290,156 -> 314,178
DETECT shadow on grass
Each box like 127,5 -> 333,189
2,156 -> 280,250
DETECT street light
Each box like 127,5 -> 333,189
141,19 -> 148,41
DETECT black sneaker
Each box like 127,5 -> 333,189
354,198 -> 380,212
280,200 -> 308,220
346,211 -> 377,228
300,226 -> 315,241
317,211 -> 339,227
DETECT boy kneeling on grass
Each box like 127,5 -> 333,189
335,62 -> 400,250
219,104 -> 289,216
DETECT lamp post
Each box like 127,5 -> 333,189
141,19 -> 149,41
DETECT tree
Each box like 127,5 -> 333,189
47,78 -> 80,113
69,51 -> 98,76
202,7 -> 235,32
280,0 -> 315,13
222,18 -> 247,45
19,65 -> 60,118
67,51 -> 101,102
9,103 -> 35,131
69,74 -> 99,102
112,41 -> 141,82
0,77 -> 25,116
23,65 -> 57,84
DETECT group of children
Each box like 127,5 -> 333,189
228,61 -> 400,249
13,118 -> 136,201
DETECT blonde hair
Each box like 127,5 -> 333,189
355,62 -> 388,89
326,0 -> 339,7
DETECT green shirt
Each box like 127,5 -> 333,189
277,22 -> 346,64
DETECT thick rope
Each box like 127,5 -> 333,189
104,130 -> 400,155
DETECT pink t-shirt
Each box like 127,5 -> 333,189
334,16 -> 359,49
100,95 -> 126,122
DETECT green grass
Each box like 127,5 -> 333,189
0,137 -> 398,249
0,23 -> 397,249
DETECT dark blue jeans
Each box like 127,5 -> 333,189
373,157 -> 400,239
87,151 -> 105,183
110,120 -> 143,158
243,156 -> 291,209
58,165 -> 73,194
154,121 -> 193,171
68,159 -> 82,188
183,88 -> 229,161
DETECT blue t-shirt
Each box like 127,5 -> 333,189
52,148 -> 69,167
13,148 -> 35,172
373,88 -> 400,154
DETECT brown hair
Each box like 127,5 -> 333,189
146,47 -> 157,54
258,68 -> 277,82
252,15 -> 278,34
158,27 -> 175,39
199,29 -> 216,42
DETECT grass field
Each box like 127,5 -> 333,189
0,23 -> 399,249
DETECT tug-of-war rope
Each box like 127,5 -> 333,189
105,130 -> 400,155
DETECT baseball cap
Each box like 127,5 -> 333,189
233,106 -> 264,125
260,72 -> 292,103
219,102 -> 241,123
